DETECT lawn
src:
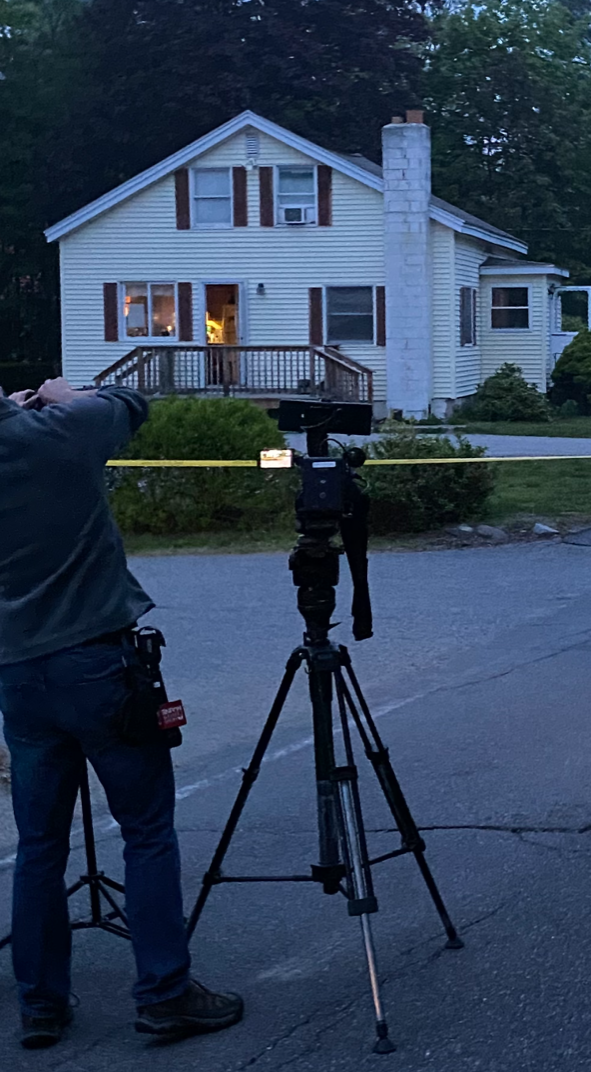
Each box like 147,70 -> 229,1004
450,417 -> 591,438
488,458 -> 591,523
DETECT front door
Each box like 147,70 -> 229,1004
551,287 -> 591,373
205,283 -> 240,388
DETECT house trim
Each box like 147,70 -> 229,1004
480,264 -> 570,277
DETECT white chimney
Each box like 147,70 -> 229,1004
382,110 -> 432,418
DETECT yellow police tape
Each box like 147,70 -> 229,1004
106,455 -> 591,468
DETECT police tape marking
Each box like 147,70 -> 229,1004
107,456 -> 591,468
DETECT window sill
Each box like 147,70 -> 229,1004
122,338 -> 180,345
489,328 -> 533,334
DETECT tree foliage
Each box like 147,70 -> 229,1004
426,0 -> 591,277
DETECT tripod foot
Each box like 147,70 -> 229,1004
445,936 -> 465,951
374,1023 -> 396,1054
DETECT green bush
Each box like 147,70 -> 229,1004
366,426 -> 495,534
551,330 -> 591,413
557,399 -> 580,419
110,396 -> 295,534
457,363 -> 551,422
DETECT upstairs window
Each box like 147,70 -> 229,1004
277,167 -> 317,225
193,168 -> 232,227
327,287 -> 374,343
123,283 -> 177,339
492,287 -> 530,330
460,287 -> 478,346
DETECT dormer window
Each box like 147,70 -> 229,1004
277,167 -> 317,225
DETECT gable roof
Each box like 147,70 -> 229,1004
44,110 -> 527,254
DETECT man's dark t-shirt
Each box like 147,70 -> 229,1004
0,386 -> 154,666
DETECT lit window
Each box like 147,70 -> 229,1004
277,167 -> 317,224
193,168 -> 232,227
492,288 -> 530,329
460,287 -> 478,346
123,283 -> 177,339
327,287 -> 374,343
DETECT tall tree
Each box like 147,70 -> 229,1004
426,0 -> 591,277
47,0 -> 433,221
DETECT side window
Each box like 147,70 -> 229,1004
192,168 -> 232,228
122,283 -> 177,339
491,287 -> 530,329
277,167 -> 317,225
326,287 -> 374,343
460,287 -> 477,346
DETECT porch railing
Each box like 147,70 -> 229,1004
94,345 -> 373,404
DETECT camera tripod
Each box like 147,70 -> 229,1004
0,761 -> 130,952
186,409 -> 463,1055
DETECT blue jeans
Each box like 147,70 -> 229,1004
0,638 -> 191,1016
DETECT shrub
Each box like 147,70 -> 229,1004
110,396 -> 295,534
365,426 -> 495,535
551,330 -> 591,413
457,363 -> 551,422
557,399 -> 580,419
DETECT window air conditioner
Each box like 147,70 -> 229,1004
281,206 -> 316,225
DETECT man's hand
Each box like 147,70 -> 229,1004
37,378 -> 98,406
7,390 -> 37,408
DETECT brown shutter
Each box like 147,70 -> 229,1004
103,283 -> 119,341
376,286 -> 386,347
309,288 -> 323,346
318,165 -> 333,226
177,282 -> 193,341
175,169 -> 191,230
259,167 -> 274,227
233,166 -> 248,227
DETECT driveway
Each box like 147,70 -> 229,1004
3,545 -> 591,1070
288,431 -> 591,458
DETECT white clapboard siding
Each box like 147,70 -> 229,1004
59,129 -> 386,398
454,237 -> 487,398
480,276 -> 549,391
431,223 -> 455,400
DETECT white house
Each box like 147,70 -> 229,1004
45,109 -> 580,418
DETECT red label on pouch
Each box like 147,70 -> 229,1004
158,700 -> 187,731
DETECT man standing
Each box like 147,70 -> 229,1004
0,378 -> 243,1048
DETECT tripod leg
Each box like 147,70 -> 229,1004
79,762 -> 102,925
186,650 -> 303,940
335,770 -> 395,1054
338,654 -> 464,951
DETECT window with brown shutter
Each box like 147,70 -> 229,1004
103,283 -> 119,341
175,169 -> 191,230
309,288 -> 323,346
233,167 -> 248,227
376,286 -> 386,346
178,282 -> 193,341
259,167 -> 274,227
318,166 -> 332,227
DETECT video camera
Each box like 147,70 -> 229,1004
262,401 -> 374,643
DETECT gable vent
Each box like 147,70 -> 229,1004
246,130 -> 260,162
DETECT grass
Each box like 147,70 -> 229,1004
449,417 -> 591,438
488,458 -> 591,523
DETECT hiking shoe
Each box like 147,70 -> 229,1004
135,979 -> 244,1038
21,1006 -> 73,1049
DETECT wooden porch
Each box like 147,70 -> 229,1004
94,345 -> 373,404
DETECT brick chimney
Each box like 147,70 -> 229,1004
382,110 -> 432,417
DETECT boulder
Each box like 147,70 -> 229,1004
533,523 -> 559,537
476,524 -> 509,544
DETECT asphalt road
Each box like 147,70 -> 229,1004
3,544 -> 591,1070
